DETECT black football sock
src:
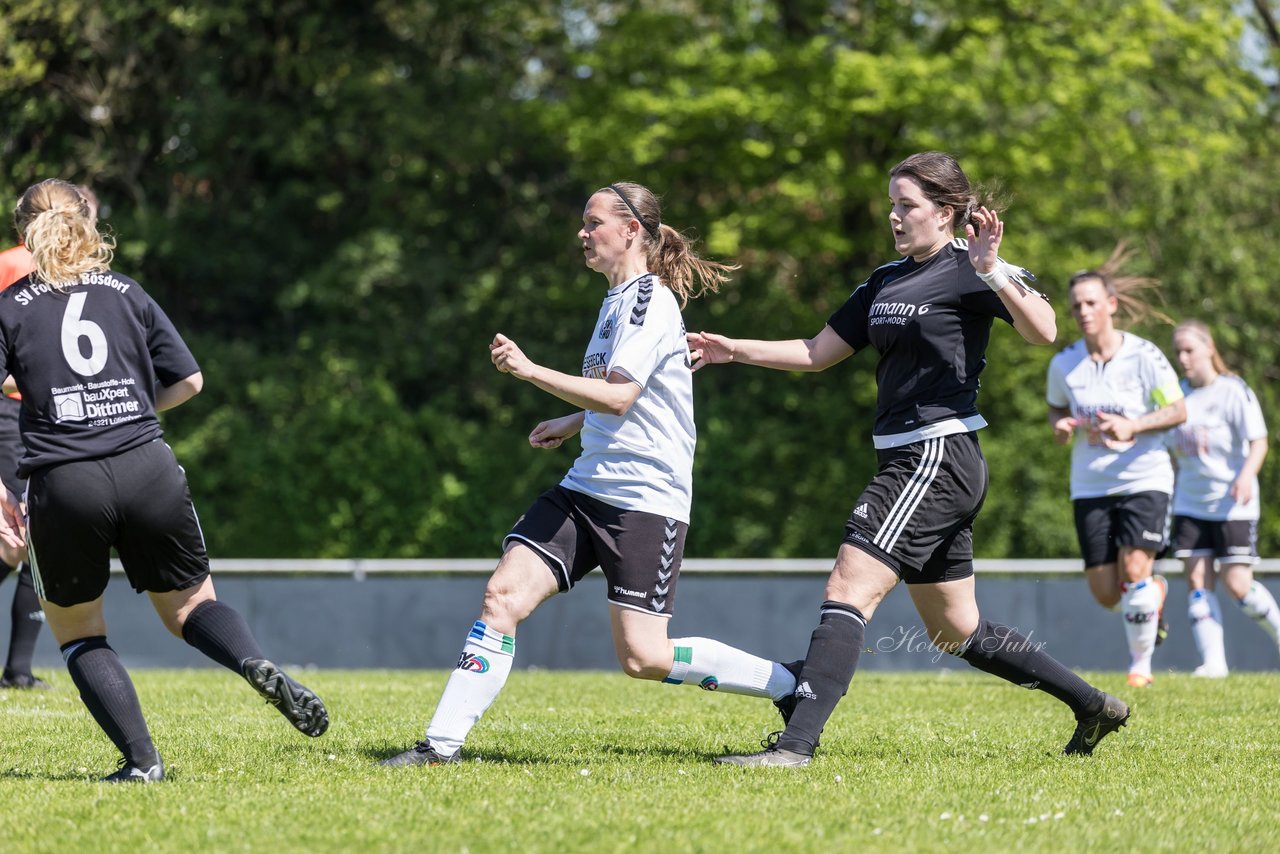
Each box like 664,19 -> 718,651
61,636 -> 158,768
3,564 -> 43,678
958,619 -> 1103,717
776,601 -> 867,754
181,599 -> 265,675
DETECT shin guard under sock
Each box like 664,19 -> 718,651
181,599 -> 266,674
665,637 -> 794,699
776,601 -> 866,754
61,636 -> 157,767
425,620 -> 516,757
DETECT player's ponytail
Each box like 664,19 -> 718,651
1068,241 -> 1172,328
603,181 -> 737,306
14,179 -> 113,289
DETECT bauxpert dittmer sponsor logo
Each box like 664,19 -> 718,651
52,378 -> 141,424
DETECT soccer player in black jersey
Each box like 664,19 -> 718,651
0,180 -> 329,783
689,152 -> 1128,766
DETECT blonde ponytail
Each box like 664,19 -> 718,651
15,179 -> 113,288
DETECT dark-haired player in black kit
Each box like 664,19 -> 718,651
689,152 -> 1129,766
0,179 -> 328,783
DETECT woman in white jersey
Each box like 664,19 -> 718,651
1046,244 -> 1186,688
381,182 -> 801,767
692,152 -> 1128,767
1167,319 -> 1276,676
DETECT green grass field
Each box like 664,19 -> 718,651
2,668 -> 1277,852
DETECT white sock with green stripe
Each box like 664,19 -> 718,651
425,620 -> 515,757
664,638 -> 796,700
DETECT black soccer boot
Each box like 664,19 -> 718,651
242,658 -> 329,737
1064,692 -> 1130,756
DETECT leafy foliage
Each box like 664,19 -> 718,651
1,1 -> 1277,557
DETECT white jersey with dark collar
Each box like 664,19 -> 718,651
1045,333 -> 1183,499
1167,375 -> 1266,520
0,271 -> 199,476
827,239 -> 1021,449
561,273 -> 694,522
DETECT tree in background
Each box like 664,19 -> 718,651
1,0 -> 1276,559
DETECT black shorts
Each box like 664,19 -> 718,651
504,485 -> 687,617
0,396 -> 25,497
841,432 -> 987,584
1172,515 -> 1259,566
1072,491 -> 1169,568
26,439 -> 210,607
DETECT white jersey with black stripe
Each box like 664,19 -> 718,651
561,273 -> 695,522
1046,333 -> 1182,499
1167,375 -> 1267,520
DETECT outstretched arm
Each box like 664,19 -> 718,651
687,325 -> 854,373
491,333 -> 642,416
967,208 -> 1056,345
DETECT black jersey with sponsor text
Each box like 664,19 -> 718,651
827,240 -> 1016,440
0,271 -> 199,476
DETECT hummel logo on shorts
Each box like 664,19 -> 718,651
853,503 -> 870,519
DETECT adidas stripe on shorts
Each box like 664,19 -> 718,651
842,431 -> 987,583
504,485 -> 687,617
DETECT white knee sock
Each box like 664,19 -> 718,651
425,620 -> 516,757
1238,581 -> 1280,646
1121,579 -> 1162,677
665,637 -> 796,700
1188,590 -> 1227,670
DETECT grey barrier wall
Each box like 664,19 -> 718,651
8,560 -> 1280,674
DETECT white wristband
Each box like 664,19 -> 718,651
976,267 -> 1009,293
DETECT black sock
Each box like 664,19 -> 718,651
4,564 -> 43,678
959,619 -> 1103,717
61,636 -> 158,768
181,599 -> 265,675
777,601 -> 866,754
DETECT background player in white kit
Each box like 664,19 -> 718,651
380,182 -> 799,767
1167,319 -> 1276,676
1046,245 -> 1186,688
